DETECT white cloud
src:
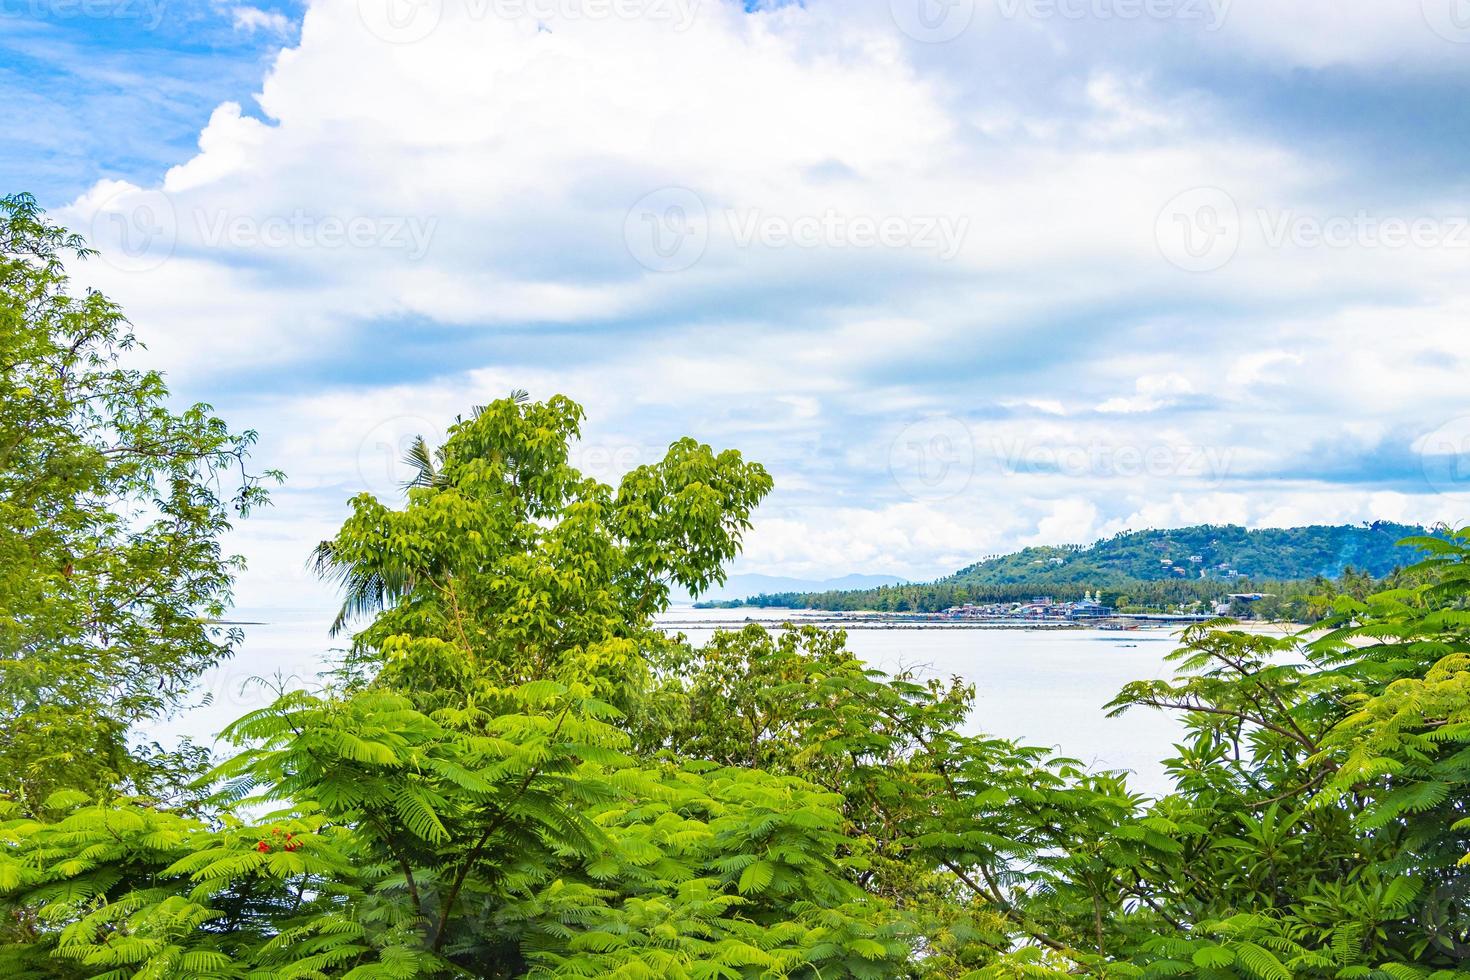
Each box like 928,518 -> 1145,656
1206,0 -> 1470,68
1097,373 -> 1195,414
1024,499 -> 1101,546
1226,350 -> 1304,387
47,0 -> 1470,596
232,6 -> 294,36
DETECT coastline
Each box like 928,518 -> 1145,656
660,608 -> 1311,633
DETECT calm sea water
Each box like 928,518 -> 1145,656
160,606 -> 1233,796
657,607 -> 1192,794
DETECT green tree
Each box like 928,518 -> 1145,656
1083,532 -> 1470,976
0,194 -> 278,809
7,200 -> 1470,977
8,386 -> 1470,976
0,393 -> 914,977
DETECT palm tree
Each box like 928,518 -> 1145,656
310,389 -> 530,635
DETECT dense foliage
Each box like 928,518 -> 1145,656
0,193 -> 277,809
727,567 -> 1395,620
947,524 -> 1427,585
4,200 -> 1469,978
719,524 -> 1427,615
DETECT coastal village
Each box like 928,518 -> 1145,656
940,592 -> 1117,622
938,590 -> 1271,626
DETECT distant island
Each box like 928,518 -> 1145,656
698,522 -> 1439,621
674,572 -> 906,604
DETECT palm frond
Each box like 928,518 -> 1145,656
401,435 -> 444,490
309,539 -> 418,635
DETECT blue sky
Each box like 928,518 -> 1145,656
10,0 -> 1470,625
0,0 -> 295,199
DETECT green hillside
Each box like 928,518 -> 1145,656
944,522 -> 1425,588
714,523 -> 1438,614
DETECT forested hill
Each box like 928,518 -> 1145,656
944,522 -> 1427,587
715,523 -> 1437,612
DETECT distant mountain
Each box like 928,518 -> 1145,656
679,573 -> 907,604
944,523 -> 1428,587
720,523 -> 1438,612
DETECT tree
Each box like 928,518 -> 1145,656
7,199 -> 1470,976
7,386 -> 1470,975
1087,531 -> 1470,975
0,393 -> 919,977
0,193 -> 278,809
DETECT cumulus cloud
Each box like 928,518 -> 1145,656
1226,350 -> 1304,387
1097,373 -> 1196,414
232,6 -> 294,36
45,0 -> 1470,608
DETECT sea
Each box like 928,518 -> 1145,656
657,607 -> 1199,795
160,606 -> 1290,796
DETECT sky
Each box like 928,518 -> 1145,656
9,0 -> 1470,627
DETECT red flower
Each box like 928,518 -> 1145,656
256,841 -> 270,853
